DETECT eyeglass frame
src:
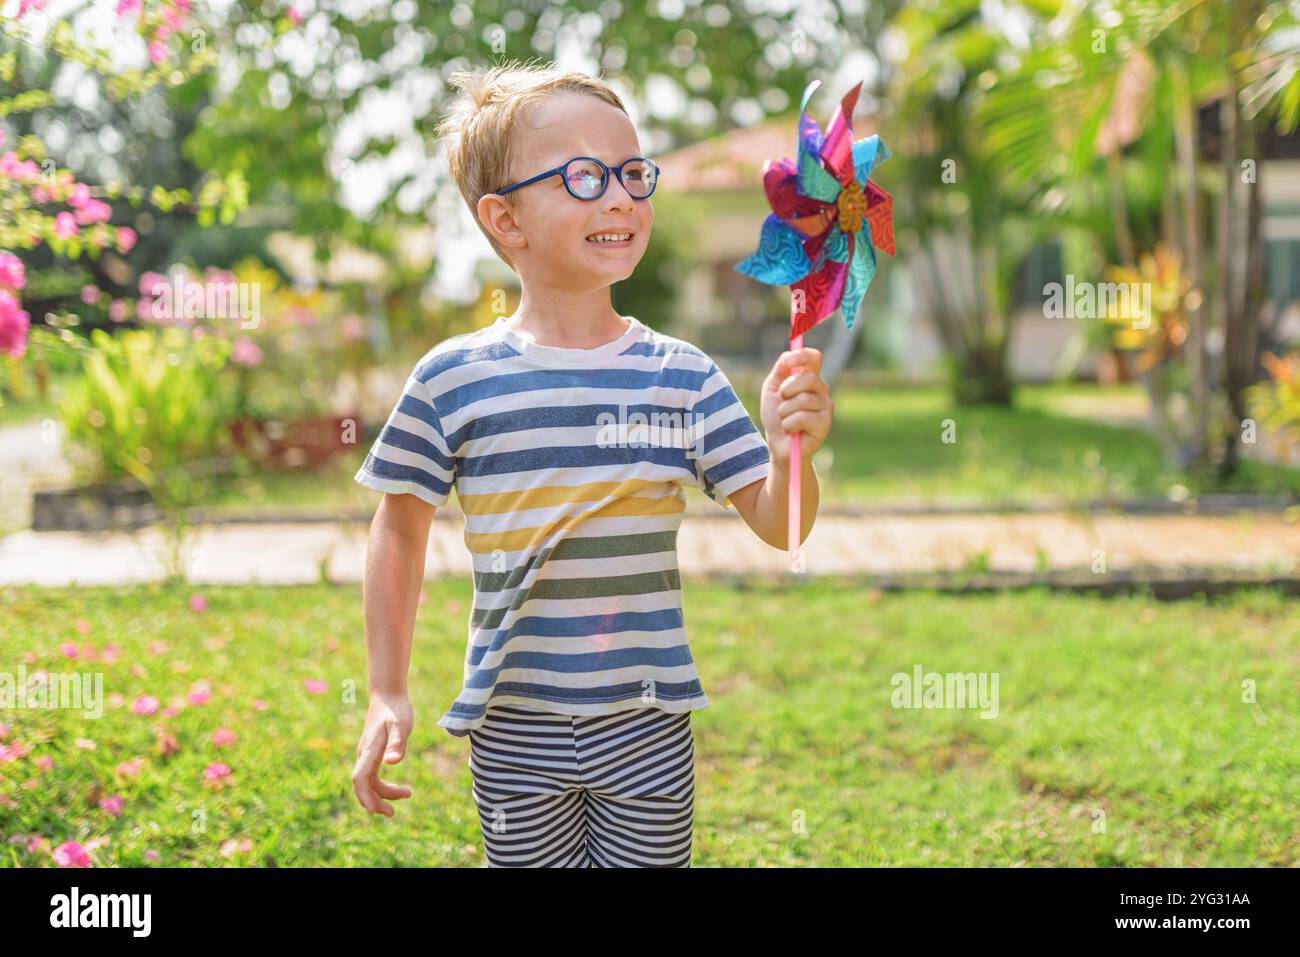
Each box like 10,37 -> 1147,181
495,155 -> 661,201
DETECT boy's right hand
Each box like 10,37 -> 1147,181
352,691 -> 414,816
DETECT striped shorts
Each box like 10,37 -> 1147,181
467,702 -> 695,867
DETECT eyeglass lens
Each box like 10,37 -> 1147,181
564,158 -> 656,199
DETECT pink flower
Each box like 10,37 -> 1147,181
74,618 -> 91,635
114,0 -> 142,15
31,186 -> 47,204
74,738 -> 96,750
115,226 -> 137,253
148,42 -> 168,65
0,723 -> 7,739
108,299 -> 128,322
231,336 -> 263,367
35,755 -> 54,772
219,837 -> 253,858
59,642 -> 79,659
0,252 -> 25,290
99,794 -> 125,817
212,727 -> 237,747
0,742 -> 31,763
137,297 -> 160,323
73,198 -> 112,226
147,639 -> 168,655
304,678 -> 327,695
143,849 -> 160,863
28,835 -> 49,854
16,1 -> 49,19
138,271 -> 167,296
0,290 -> 30,358
53,211 -> 77,240
187,681 -> 211,706
252,699 -> 269,711
288,5 -> 302,26
203,762 -> 231,783
115,758 -> 142,778
53,840 -> 92,868
101,643 -> 121,664
67,182 -> 91,208
188,593 -> 207,612
131,695 -> 159,716
340,314 -> 365,342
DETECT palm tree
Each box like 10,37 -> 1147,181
979,0 -> 1293,481
887,0 -> 1066,406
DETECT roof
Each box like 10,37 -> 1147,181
657,113 -> 885,193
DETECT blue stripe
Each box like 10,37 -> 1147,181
464,643 -> 697,688
436,367 -> 707,417
361,451 -> 453,497
467,608 -> 686,668
457,441 -> 695,478
444,678 -> 706,721
447,401 -> 703,450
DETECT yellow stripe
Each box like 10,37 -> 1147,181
464,493 -> 685,554
459,478 -> 671,516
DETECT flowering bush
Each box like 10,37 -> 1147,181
57,325 -> 234,490
1246,351 -> 1300,466
0,0 -> 243,405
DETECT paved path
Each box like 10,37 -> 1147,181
0,418 -> 73,535
1,508 -> 1296,586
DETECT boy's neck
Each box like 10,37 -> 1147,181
505,286 -> 629,349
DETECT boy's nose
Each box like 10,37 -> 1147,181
602,174 -> 637,209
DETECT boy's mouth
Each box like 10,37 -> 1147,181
585,231 -> 634,248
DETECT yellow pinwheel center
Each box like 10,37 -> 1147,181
836,179 -> 867,234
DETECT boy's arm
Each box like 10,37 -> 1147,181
728,458 -> 820,549
352,491 -> 434,816
362,491 -> 436,695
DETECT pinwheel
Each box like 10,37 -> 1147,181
736,79 -> 895,571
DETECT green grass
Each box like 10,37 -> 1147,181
2,580 -> 1295,867
745,381 -> 1300,504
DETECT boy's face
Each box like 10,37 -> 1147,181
488,91 -> 653,291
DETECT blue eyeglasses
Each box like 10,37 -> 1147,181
496,156 -> 660,201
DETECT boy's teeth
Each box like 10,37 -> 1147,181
588,233 -> 631,242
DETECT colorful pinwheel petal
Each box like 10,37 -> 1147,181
736,80 -> 895,339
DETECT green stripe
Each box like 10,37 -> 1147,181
470,569 -> 682,629
472,531 -> 678,593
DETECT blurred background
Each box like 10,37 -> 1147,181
0,1 -> 1297,868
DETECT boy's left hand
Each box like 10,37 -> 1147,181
760,347 -> 834,469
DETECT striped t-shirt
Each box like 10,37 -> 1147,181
354,313 -> 771,737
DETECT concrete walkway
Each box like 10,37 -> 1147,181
1,508 -> 1296,586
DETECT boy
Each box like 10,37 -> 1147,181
350,61 -> 833,867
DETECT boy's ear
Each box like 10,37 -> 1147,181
477,193 -> 528,254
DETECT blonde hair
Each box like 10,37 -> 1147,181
437,58 -> 629,271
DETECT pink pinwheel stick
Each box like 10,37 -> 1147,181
788,300 -> 803,573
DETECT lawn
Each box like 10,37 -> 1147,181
2,580 -> 1295,867
754,380 -> 1300,505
